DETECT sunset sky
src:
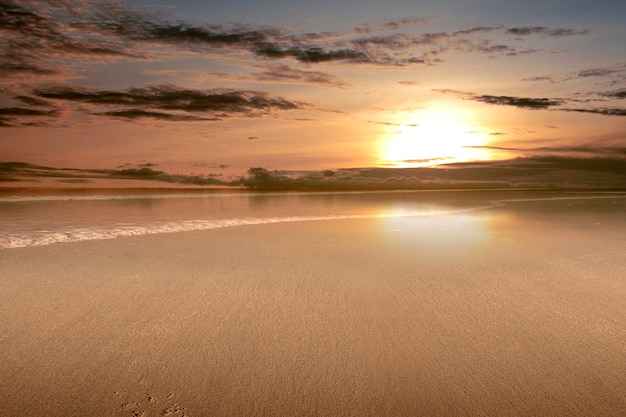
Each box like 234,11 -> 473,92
1,0 -> 625,176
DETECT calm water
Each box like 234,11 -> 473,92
1,189 -> 624,249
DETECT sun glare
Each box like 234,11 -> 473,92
380,110 -> 491,167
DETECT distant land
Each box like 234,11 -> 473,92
1,159 -> 626,191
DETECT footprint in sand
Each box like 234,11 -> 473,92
121,402 -> 145,417
161,403 -> 188,416
120,393 -> 188,417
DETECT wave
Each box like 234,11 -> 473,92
0,206 -> 492,249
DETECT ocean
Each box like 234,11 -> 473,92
1,188 -> 625,249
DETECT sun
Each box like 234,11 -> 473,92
380,109 -> 491,167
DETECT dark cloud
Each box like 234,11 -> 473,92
252,43 -> 370,63
73,3 -> 371,64
471,95 -> 563,109
522,156 -> 626,174
101,109 -> 219,121
602,89 -> 626,99
33,84 -> 304,121
0,1 -> 62,39
522,76 -> 557,83
253,64 -> 349,88
466,145 -> 626,158
241,156 -> 626,190
452,26 -> 502,36
0,0 -> 139,81
565,107 -> 626,116
0,1 -> 591,78
0,107 -> 58,116
0,106 -> 60,127
506,27 -> 589,36
577,67 -> 621,78
437,89 -> 626,117
0,60 -> 57,76
354,18 -> 432,34
143,24 -> 270,47
12,95 -> 55,107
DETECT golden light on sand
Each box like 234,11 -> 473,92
380,110 -> 491,167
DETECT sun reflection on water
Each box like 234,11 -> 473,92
375,204 -> 497,251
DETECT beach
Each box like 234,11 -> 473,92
1,195 -> 626,416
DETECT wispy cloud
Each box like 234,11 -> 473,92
0,0 -> 592,81
564,107 -> 626,117
31,84 -> 305,122
506,27 -> 589,37
363,120 -> 420,127
354,18 -> 433,34
472,95 -> 563,109
0,105 -> 60,127
577,67 -> 622,78
435,89 -> 626,116
251,64 -> 349,88
466,144 -> 626,158
101,109 -> 220,122
0,0 -> 605,134
522,76 -> 558,83
602,89 -> 626,99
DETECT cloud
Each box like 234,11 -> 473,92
101,109 -> 219,121
471,95 -> 563,109
0,107 -> 58,116
437,88 -> 626,117
0,1 -> 592,80
32,84 -> 305,121
363,120 -> 419,127
252,64 -> 349,88
12,95 -> 55,107
466,144 -> 626,159
354,18 -> 432,34
0,106 -> 60,127
577,67 -> 622,78
564,107 -> 626,116
240,155 -> 626,189
398,80 -> 421,86
506,27 -> 589,36
522,76 -> 557,83
602,89 -> 626,99
252,43 -> 370,63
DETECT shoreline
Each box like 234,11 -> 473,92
2,189 -> 625,250
3,184 -> 626,195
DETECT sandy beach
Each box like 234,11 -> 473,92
1,199 -> 625,416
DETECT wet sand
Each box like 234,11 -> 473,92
1,200 -> 625,416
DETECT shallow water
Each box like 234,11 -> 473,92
1,188 -> 624,248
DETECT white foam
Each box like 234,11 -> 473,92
0,206 -> 492,249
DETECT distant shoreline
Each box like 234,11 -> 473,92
2,185 -> 626,195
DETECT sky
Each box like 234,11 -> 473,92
1,0 -> 626,178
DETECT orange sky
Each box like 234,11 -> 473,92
1,0 -> 625,177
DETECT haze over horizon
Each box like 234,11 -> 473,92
1,0 -> 626,183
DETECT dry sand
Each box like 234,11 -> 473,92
1,203 -> 626,416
